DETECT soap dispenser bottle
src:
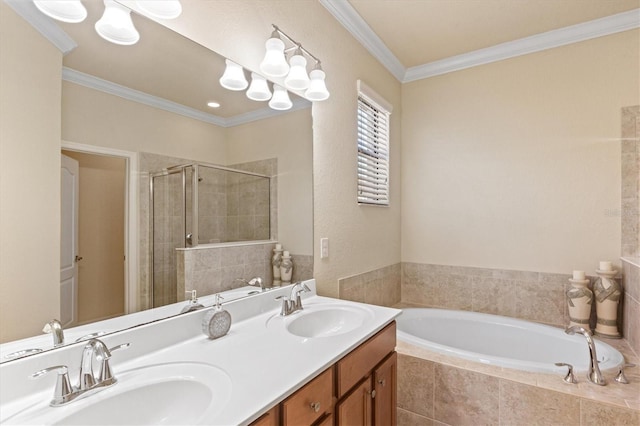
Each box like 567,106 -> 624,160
181,290 -> 204,313
202,294 -> 232,339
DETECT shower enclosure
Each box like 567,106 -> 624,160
150,162 -> 271,308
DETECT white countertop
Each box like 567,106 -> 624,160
0,281 -> 401,425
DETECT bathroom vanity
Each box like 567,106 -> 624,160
0,280 -> 400,425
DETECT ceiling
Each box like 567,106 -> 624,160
323,0 -> 640,81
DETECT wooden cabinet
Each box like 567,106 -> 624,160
373,352 -> 397,426
251,406 -> 279,426
253,321 -> 397,426
282,368 -> 333,425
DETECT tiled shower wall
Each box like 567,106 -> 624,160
139,153 -> 280,310
177,243 -> 313,298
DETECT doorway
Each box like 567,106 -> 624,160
61,143 -> 138,325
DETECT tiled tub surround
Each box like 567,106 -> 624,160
401,262 -> 633,334
177,242 -> 313,299
622,257 -> 640,357
396,344 -> 640,426
397,263 -> 639,423
621,106 -> 639,258
338,263 -> 402,307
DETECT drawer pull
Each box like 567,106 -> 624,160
310,402 -> 321,413
378,379 -> 386,387
368,389 -> 376,399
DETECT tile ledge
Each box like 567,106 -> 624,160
621,257 -> 640,268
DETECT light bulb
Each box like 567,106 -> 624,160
95,0 -> 140,45
219,59 -> 248,91
135,0 -> 182,19
259,34 -> 289,78
33,0 -> 87,23
269,85 -> 292,110
305,67 -> 330,101
246,73 -> 272,101
284,51 -> 310,91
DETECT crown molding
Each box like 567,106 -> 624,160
404,8 -> 640,81
224,98 -> 311,127
62,68 -> 310,127
320,1 -> 640,82
319,0 -> 405,81
4,0 -> 77,54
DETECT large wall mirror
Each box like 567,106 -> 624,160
0,0 -> 313,359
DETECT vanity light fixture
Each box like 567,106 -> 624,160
32,0 -> 182,46
305,63 -> 329,101
259,24 -> 330,102
95,0 -> 139,45
219,59 -> 249,91
33,0 -> 87,23
246,73 -> 272,101
135,0 -> 182,20
269,85 -> 293,110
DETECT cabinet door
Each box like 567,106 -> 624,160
373,352 -> 397,426
336,378 -> 373,426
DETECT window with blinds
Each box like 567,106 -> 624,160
357,93 -> 390,206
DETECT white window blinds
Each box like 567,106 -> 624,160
357,81 -> 391,206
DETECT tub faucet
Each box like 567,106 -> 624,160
43,319 -> 65,347
235,277 -> 267,291
564,326 -> 605,386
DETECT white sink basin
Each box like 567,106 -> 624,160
279,304 -> 374,338
4,363 -> 231,425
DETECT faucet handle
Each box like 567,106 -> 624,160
42,319 -> 65,347
276,295 -> 292,316
30,365 -> 74,405
555,362 -> 578,384
98,343 -> 130,384
615,363 -> 636,384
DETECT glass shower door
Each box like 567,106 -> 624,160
151,168 -> 185,308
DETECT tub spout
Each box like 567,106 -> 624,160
564,326 -> 605,386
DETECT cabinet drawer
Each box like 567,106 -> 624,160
336,321 -> 396,398
249,405 -> 279,426
282,368 -> 334,425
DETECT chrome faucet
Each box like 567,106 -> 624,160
236,277 -> 267,291
43,319 -> 65,347
277,282 -> 311,316
564,326 -> 605,386
31,338 -> 130,406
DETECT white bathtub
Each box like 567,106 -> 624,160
396,308 -> 624,373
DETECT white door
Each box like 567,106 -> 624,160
60,154 -> 79,327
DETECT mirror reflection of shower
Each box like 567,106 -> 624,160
150,161 -> 273,308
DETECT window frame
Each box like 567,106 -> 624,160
356,80 -> 392,206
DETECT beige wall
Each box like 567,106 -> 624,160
152,0 -> 403,298
62,82 -> 228,164
226,108 -> 314,256
401,30 -> 640,274
0,3 -> 63,343
62,151 -> 126,324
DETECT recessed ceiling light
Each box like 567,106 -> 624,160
207,101 -> 221,108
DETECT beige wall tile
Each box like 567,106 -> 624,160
398,354 -> 435,419
471,276 -> 517,317
433,364 -> 499,425
398,408 -> 434,426
580,400 -> 640,426
500,380 -> 580,426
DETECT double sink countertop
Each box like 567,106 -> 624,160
0,280 -> 401,425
